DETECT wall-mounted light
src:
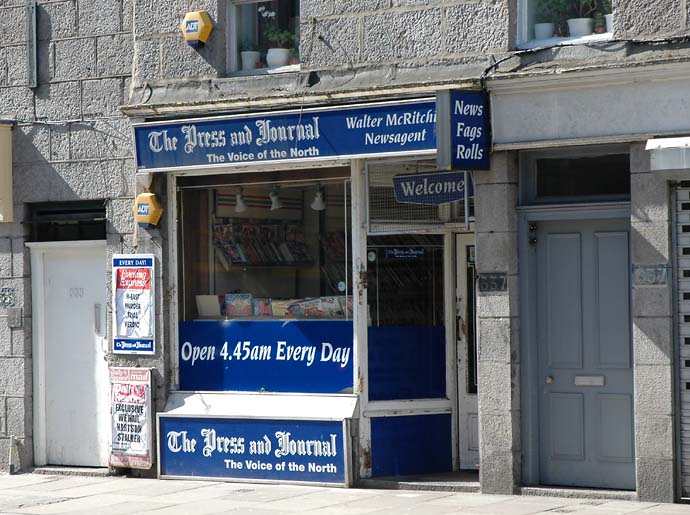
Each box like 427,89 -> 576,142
310,186 -> 326,211
181,11 -> 213,48
235,187 -> 248,213
269,186 -> 283,211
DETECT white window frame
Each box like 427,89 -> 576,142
517,0 -> 613,49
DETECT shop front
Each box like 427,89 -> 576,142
132,97 -> 479,484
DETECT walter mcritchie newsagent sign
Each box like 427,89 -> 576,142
134,99 -> 437,171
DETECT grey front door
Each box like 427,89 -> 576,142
537,218 -> 635,490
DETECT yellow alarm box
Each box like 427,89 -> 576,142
133,192 -> 164,228
181,11 -> 213,48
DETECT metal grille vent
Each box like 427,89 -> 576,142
676,186 -> 690,498
366,160 -> 468,234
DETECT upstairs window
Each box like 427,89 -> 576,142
518,0 -> 613,48
227,0 -> 300,75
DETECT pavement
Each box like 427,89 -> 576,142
0,473 -> 688,515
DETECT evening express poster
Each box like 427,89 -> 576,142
113,255 -> 155,354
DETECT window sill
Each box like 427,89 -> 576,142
230,63 -> 301,77
518,32 -> 612,50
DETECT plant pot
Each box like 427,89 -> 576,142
534,22 -> 554,40
567,18 -> 594,37
240,51 -> 260,71
266,48 -> 290,69
605,13 -> 613,33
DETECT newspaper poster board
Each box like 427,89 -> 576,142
112,254 -> 155,355
110,367 -> 153,469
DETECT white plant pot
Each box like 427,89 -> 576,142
567,18 -> 594,37
266,48 -> 290,69
605,13 -> 613,33
240,51 -> 260,71
534,22 -> 554,40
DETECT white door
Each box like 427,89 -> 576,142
29,241 -> 109,467
456,234 -> 479,470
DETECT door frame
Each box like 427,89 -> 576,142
517,202 -> 630,485
26,240 -> 107,466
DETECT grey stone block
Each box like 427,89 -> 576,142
630,142 -> 650,174
0,48 -> 7,86
6,396 -> 28,437
0,397 -> 5,435
49,125 -> 70,161
301,0 -> 333,18
36,40 -> 52,85
634,364 -> 673,416
35,82 -> 81,120
472,152 -> 518,187
10,238 -> 26,279
123,0 -> 133,31
475,230 -> 518,274
332,0 -> 386,14
134,0 -> 188,35
12,124 -> 50,164
97,34 -> 134,77
477,361 -> 512,414
444,2 -> 510,54
634,414 -> 673,460
0,238 -> 10,278
11,317 -> 31,358
0,7 -> 26,45
160,32 -> 222,80
478,317 -> 512,363
108,197 -> 135,234
615,0 -> 683,38
132,38 -> 161,82
363,9 -> 441,62
37,1 -> 77,41
636,457 -> 675,502
632,316 -> 672,365
54,38 -> 96,80
6,44 -> 28,86
78,0 -> 122,35
301,16 -> 359,69
630,221 -> 669,264
0,316 -> 10,357
474,182 -> 518,233
631,175 -> 669,223
82,78 -> 123,118
632,286 -> 671,318
479,413 -> 519,455
479,451 -> 518,494
0,357 -> 27,395
0,86 -> 34,121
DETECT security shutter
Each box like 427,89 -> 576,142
676,185 -> 690,498
366,160 -> 472,234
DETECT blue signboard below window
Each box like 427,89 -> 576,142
159,416 -> 348,484
179,320 -> 353,394
393,171 -> 474,206
371,414 -> 452,477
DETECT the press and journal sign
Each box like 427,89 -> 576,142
112,255 -> 155,355
158,416 -> 349,485
436,90 -> 490,171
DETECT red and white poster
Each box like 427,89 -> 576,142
109,367 -> 153,469
112,255 -> 155,354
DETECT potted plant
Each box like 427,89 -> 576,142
258,5 -> 294,69
240,39 -> 261,71
564,0 -> 597,37
534,0 -> 559,40
593,11 -> 606,33
600,0 -> 613,32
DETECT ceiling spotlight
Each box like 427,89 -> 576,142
269,186 -> 283,211
310,186 -> 326,211
235,187 -> 248,213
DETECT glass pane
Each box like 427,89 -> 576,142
367,234 -> 446,400
236,1 -> 300,71
536,154 -> 630,199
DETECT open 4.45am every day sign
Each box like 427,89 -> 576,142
112,254 -> 155,355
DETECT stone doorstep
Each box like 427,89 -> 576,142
520,485 -> 638,501
30,466 -> 123,478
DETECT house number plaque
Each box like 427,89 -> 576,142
477,272 -> 507,293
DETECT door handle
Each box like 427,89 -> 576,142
94,303 -> 101,335
545,375 -> 554,385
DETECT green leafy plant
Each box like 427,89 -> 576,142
593,11 -> 606,31
258,5 -> 294,48
240,38 -> 258,52
536,0 -> 563,23
599,0 -> 612,13
569,0 -> 597,18
546,0 -> 597,19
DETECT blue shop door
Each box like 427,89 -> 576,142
366,234 -> 452,477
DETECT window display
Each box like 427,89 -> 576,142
180,177 -> 352,322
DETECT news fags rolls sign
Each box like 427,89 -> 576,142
113,255 -> 155,354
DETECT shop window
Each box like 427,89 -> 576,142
518,0 -> 613,48
180,178 -> 351,322
28,201 -> 106,242
227,0 -> 300,75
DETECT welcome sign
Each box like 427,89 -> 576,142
393,171 -> 474,205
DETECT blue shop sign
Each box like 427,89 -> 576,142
134,99 -> 436,171
393,171 -> 474,205
436,90 -> 490,171
159,416 -> 348,484
179,320 -> 353,394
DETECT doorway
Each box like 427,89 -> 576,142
29,241 -> 109,467
534,218 -> 635,490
